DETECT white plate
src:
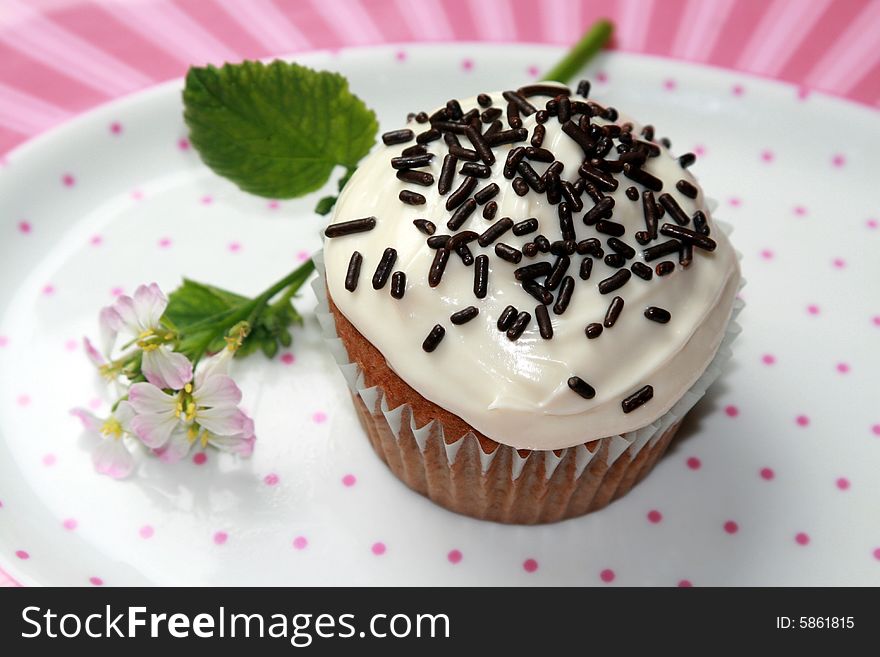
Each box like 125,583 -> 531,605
1,44 -> 879,587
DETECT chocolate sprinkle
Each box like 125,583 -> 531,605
525,146 -> 555,162
658,193 -> 690,225
606,237 -> 636,259
623,163 -> 663,191
465,125 -> 495,165
474,182 -> 500,204
382,129 -> 414,145
676,179 -> 698,199
448,144 -> 478,161
604,295 -> 624,328
535,304 -> 553,339
553,276 -> 574,315
447,230 -> 479,250
445,175 -> 477,211
515,262 -> 552,280
523,279 -> 553,305
634,231 -> 652,245
522,242 -> 538,257
622,385 -> 653,413
692,210 -> 710,236
506,101 -> 522,129
678,153 -> 696,168
447,197 -> 477,230
480,107 -> 502,123
502,90 -> 537,115
568,376 -> 596,399
396,169 -> 434,186
399,190 -> 426,205
422,324 -> 446,352
655,261 -> 675,276
497,305 -> 517,331
503,147 -> 526,179
438,154 -> 458,195
625,186 -> 639,201
579,256 -> 593,280
576,79 -> 591,97
495,242 -> 523,264
598,268 -> 632,294
643,239 -> 681,262
679,242 -> 693,267
401,144 -> 427,157
582,197 -> 615,225
604,254 -> 625,268
578,238 -> 602,256
325,216 -> 376,238
450,306 -> 479,325
486,128 -> 529,146
416,128 -> 441,144
512,177 -> 529,196
478,216 -> 514,247
506,311 -> 531,341
482,201 -> 498,220
563,121 -> 596,154
631,261 -> 653,280
659,223 -> 717,251
560,180 -> 583,211
579,162 -> 618,191
644,306 -> 671,323
518,84 -> 571,98
345,251 -> 362,292
595,220 -> 626,237
426,235 -> 451,249
546,255 -> 570,291
531,124 -> 545,148
371,247 -> 397,290
390,271 -> 406,299
460,162 -> 491,178
456,244 -> 474,266
641,190 -> 659,239
474,254 -> 489,298
584,323 -> 603,339
517,160 -> 545,193
428,248 -> 450,287
477,93 -> 492,107
413,219 -> 436,235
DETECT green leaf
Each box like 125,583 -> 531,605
164,279 -> 248,329
183,60 -> 378,199
314,195 -> 337,216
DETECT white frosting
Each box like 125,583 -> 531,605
324,90 -> 740,450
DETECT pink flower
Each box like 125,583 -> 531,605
70,402 -> 137,479
128,356 -> 254,462
101,283 -> 192,389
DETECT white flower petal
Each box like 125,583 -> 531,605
128,382 -> 177,414
142,347 -> 193,390
114,400 -> 136,431
133,283 -> 168,329
208,431 -> 255,457
194,374 -> 242,409
98,306 -> 121,356
92,439 -> 134,479
194,349 -> 232,388
70,408 -> 102,434
155,426 -> 193,463
197,407 -> 253,436
129,412 -> 180,448
111,294 -> 145,336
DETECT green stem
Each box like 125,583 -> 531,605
542,19 -> 614,84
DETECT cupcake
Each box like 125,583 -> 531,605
316,81 -> 742,524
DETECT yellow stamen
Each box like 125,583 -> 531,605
184,383 -> 193,394
100,418 -> 123,440
186,425 -> 199,443
200,430 -> 209,448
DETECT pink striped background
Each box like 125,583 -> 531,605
0,0 -> 879,158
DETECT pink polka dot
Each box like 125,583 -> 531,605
17,394 -> 31,407
662,78 -> 677,90
90,234 -> 103,246
867,218 -> 878,229
526,65 -> 539,78
312,411 -> 327,424
793,205 -> 807,217
268,200 -> 280,210
228,241 -> 241,253
447,549 -> 462,564
760,467 -> 775,481
795,415 -> 810,427
342,474 -> 356,487
280,352 -> 295,365
62,173 -> 75,187
89,576 -> 104,586
15,550 -> 29,560
759,249 -> 774,260
42,453 -> 56,466
110,286 -> 124,297
88,397 -> 102,410
296,249 -> 310,262
831,154 -> 846,168
724,405 -> 739,418
795,532 -> 810,546
264,473 -> 279,486
872,315 -> 880,327
292,536 -> 308,550
371,542 -> 386,556
0,336 -> 7,347
832,257 -> 846,269
836,477 -> 850,491
693,144 -> 706,157
178,138 -> 190,151
64,339 -> 78,351
647,510 -> 662,524
109,121 -> 122,135
139,525 -> 154,539
760,150 -> 774,163
723,521 -> 739,534
158,237 -> 172,248
192,452 -> 207,465
42,284 -> 55,295
731,84 -> 744,96
394,50 -> 407,62
806,304 -> 820,315
460,58 -> 474,71
678,579 -> 693,587
600,568 -> 615,583
728,197 -> 742,207
131,189 -> 144,201
873,424 -> 880,437
62,518 -> 77,530
18,220 -> 31,234
836,362 -> 850,374
873,548 -> 880,561
200,195 -> 213,205
595,71 -> 608,83
686,456 -> 701,470
797,86 -> 810,100
523,558 -> 538,573
213,531 -> 228,545
762,354 -> 776,365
